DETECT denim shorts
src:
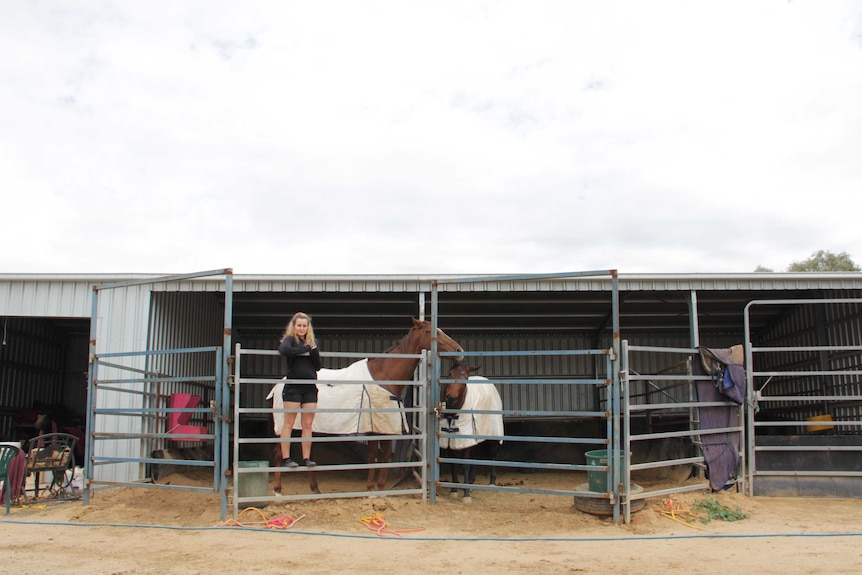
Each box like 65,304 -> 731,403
282,383 -> 318,405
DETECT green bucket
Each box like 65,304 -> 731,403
237,460 -> 269,508
585,449 -> 625,493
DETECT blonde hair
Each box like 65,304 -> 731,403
281,312 -> 316,346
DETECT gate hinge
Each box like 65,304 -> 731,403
618,369 -> 628,393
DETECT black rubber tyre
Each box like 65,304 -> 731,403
573,482 -> 646,516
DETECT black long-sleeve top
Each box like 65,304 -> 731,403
278,337 -> 322,382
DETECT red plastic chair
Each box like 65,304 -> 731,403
167,394 -> 208,442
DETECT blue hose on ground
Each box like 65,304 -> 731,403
2,518 -> 862,542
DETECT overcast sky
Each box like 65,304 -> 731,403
2,1 -> 861,276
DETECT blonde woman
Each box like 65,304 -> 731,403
278,312 -> 321,467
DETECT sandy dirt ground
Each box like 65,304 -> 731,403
3,467 -> 862,575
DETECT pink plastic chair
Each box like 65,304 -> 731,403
167,393 -> 208,441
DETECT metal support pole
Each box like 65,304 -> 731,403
83,286 -> 99,506
429,282 -> 440,504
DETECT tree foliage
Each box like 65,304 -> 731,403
787,250 -> 860,272
754,250 -> 860,273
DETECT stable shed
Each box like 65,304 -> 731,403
2,270 -> 862,497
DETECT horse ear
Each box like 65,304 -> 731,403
411,317 -> 423,327
469,365 -> 481,373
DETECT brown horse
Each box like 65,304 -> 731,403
440,361 -> 503,502
273,317 -> 464,494
441,361 -> 478,411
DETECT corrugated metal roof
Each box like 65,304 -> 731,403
3,271 -> 862,337
4,271 -> 862,291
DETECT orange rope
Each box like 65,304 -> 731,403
216,507 -> 305,529
658,498 -> 705,530
358,512 -> 425,537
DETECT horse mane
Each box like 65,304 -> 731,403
368,321 -> 462,394
373,324 -> 421,358
366,324 -> 427,394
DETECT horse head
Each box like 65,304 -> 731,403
407,317 -> 464,359
34,403 -> 63,433
443,361 -> 480,411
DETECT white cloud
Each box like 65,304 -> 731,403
2,0 -> 861,275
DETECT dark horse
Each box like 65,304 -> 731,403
440,361 -> 503,502
33,405 -> 86,461
272,318 -> 464,494
24,405 -> 84,500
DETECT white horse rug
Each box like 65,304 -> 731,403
266,359 -> 406,436
440,376 -> 504,451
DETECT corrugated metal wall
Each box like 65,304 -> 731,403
96,283 -> 152,354
62,332 -> 89,417
88,283 -> 154,482
148,292 -> 224,385
150,291 -> 223,396
0,277 -> 93,442
0,318 -> 66,440
826,299 -> 862,426
754,296 -> 862,429
0,278 -> 94,317
0,277 -> 94,456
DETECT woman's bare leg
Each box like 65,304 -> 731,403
281,401 -> 300,459
300,403 -> 317,460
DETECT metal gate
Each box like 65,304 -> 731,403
745,298 -> 862,497
83,270 -> 234,518
429,271 -> 629,522
621,341 -> 744,522
230,346 -> 432,515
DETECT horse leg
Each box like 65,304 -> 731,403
366,439 -> 379,491
272,436 -> 321,495
376,440 -> 392,491
308,468 -> 320,494
445,448 -> 460,497
462,464 -> 475,502
271,443 -> 283,494
488,441 -> 500,486
462,447 -> 476,503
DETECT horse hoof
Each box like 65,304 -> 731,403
463,496 -> 472,504
449,491 -> 460,498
